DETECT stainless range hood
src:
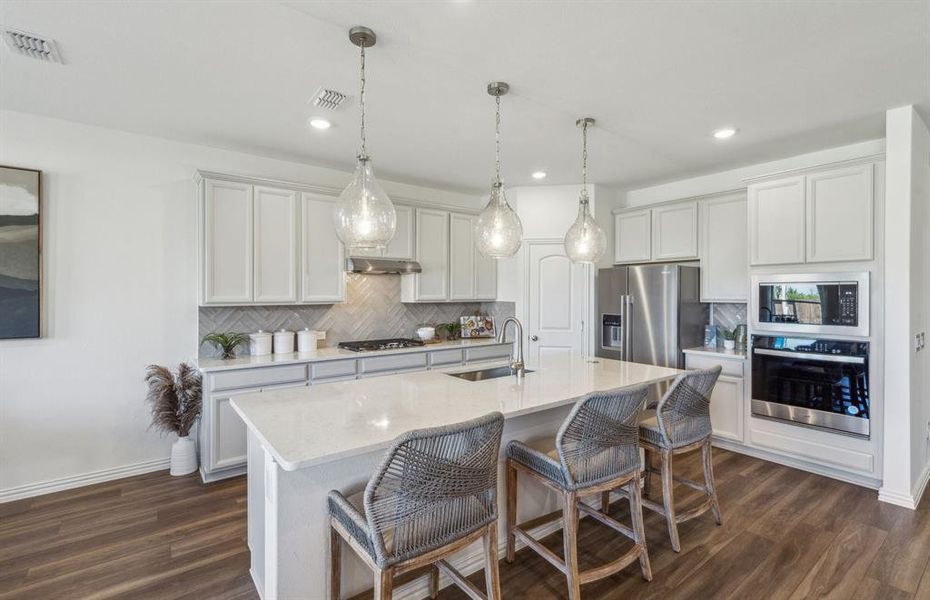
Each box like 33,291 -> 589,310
345,257 -> 422,275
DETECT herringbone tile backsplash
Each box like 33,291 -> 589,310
199,274 -> 515,357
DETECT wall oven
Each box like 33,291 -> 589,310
751,335 -> 870,437
751,272 -> 869,337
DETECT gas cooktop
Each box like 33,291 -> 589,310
337,338 -> 426,352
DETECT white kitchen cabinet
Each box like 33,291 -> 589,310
405,208 -> 449,301
253,186 -> 299,303
806,164 -> 873,263
449,213 -> 476,300
349,204 -> 414,260
700,194 -> 748,302
613,209 -> 652,263
652,201 -> 699,260
300,193 -> 346,303
203,180 -> 253,304
709,375 -> 744,442
749,176 -> 806,266
474,244 -> 497,300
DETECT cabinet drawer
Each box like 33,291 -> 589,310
359,353 -> 428,375
210,364 -> 307,392
429,349 -> 464,367
464,344 -> 512,363
685,354 -> 744,378
310,360 -> 357,381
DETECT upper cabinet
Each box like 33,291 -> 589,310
613,203 -> 698,264
748,163 -> 874,266
652,201 -> 699,260
700,194 -> 748,302
200,175 -> 345,306
401,207 -> 497,303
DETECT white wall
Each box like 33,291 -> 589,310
0,110 -> 480,500
880,106 -> 930,507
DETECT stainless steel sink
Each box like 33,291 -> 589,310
446,366 -> 534,381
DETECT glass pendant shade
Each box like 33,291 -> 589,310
334,157 -> 396,250
564,192 -> 606,264
476,182 -> 523,258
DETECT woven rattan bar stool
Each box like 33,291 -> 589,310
327,412 -> 505,600
505,385 -> 652,600
637,366 -> 723,553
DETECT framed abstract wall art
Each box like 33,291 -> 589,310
0,166 -> 41,339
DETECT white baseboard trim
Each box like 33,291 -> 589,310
393,519 -> 565,600
711,438 -> 882,490
0,457 -> 170,503
912,462 -> 930,509
880,462 -> 930,510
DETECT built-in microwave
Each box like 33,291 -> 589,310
751,272 -> 869,337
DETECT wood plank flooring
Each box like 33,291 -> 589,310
2,448 -> 930,599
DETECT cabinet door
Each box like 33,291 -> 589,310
449,213 -> 476,300
806,164 -> 873,263
384,205 -> 414,259
413,208 -> 449,301
652,202 -> 698,260
749,176 -> 805,265
709,375 -> 744,442
206,390 -> 252,473
203,180 -> 253,304
300,193 -> 346,303
613,210 -> 652,263
474,244 -> 498,300
253,186 -> 298,303
700,195 -> 748,301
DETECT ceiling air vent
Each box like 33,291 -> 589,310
310,87 -> 348,111
2,28 -> 62,63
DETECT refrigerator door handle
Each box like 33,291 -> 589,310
623,295 -> 632,361
618,297 -> 626,361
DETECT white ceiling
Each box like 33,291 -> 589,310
1,1 -> 927,193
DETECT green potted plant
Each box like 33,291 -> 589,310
144,363 -> 202,476
201,332 -> 249,359
436,321 -> 462,341
717,326 -> 737,350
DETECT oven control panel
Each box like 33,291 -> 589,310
751,335 -> 869,357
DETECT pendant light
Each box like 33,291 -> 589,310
333,26 -> 396,251
475,82 -> 523,259
563,117 -> 606,263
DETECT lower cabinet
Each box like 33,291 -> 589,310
199,343 -> 513,482
684,353 -> 745,443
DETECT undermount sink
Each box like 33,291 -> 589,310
446,366 -> 535,381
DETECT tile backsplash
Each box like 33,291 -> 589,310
199,274 -> 515,357
711,302 -> 747,332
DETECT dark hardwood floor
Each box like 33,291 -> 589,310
2,449 -> 930,599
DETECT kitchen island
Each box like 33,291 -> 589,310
231,355 -> 682,600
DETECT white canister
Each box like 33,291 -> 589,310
416,326 -> 435,341
250,331 -> 273,356
297,329 -> 322,352
273,330 -> 295,354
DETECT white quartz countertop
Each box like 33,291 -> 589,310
683,346 -> 748,360
230,356 -> 682,471
197,338 -> 509,372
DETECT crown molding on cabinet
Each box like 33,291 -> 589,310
741,153 -> 886,185
611,188 -> 745,215
194,170 -> 482,215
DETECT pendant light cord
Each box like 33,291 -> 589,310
359,42 -> 367,160
494,94 -> 502,186
580,120 -> 589,205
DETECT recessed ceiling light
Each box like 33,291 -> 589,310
713,127 -> 737,139
531,171 -> 547,180
308,118 -> 331,130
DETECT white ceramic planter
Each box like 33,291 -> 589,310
170,435 -> 198,476
723,339 -> 736,350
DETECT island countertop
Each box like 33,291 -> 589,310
231,355 -> 682,471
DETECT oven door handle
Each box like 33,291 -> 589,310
753,348 -> 865,364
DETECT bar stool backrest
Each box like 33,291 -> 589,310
655,366 -> 722,447
555,384 -> 649,489
363,412 -> 505,566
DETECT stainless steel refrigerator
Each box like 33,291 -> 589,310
596,264 -> 707,368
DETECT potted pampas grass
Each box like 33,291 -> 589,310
145,363 -> 202,476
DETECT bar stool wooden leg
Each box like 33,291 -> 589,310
702,439 -> 723,525
330,525 -> 341,600
600,490 -> 611,514
506,461 -> 517,563
627,474 -> 653,581
660,448 -> 681,552
562,491 -> 582,600
643,447 -> 653,497
428,564 -> 439,599
483,524 -> 502,600
373,568 -> 393,600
